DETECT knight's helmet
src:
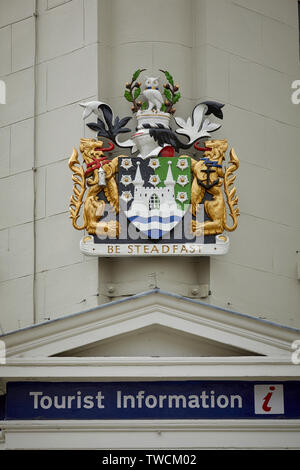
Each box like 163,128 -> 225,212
131,109 -> 171,158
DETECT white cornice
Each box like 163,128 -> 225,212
1,292 -> 298,360
0,356 -> 299,379
2,419 -> 300,431
2,419 -> 300,449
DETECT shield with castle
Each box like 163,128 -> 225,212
69,69 -> 239,256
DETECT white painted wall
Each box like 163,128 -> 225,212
198,0 -> 300,327
0,0 -> 299,333
0,0 -> 100,332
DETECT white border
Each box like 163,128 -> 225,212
1,419 -> 300,449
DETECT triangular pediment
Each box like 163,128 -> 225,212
55,324 -> 258,358
1,290 -> 296,361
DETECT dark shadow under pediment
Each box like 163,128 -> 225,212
54,325 -> 263,358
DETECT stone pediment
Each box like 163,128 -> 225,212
0,290 -> 298,380
55,324 -> 258,358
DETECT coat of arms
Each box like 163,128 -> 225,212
69,69 -> 239,256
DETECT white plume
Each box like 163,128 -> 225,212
175,103 -> 221,143
79,101 -> 109,120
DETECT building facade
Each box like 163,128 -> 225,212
0,0 -> 300,450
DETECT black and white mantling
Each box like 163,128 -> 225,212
79,100 -> 224,157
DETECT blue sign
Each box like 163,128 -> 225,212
4,381 -> 300,420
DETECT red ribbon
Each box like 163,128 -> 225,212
84,142 -> 114,176
85,157 -> 110,176
194,142 -> 212,152
97,142 -> 115,152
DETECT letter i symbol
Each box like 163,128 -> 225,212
254,384 -> 284,415
262,386 -> 275,412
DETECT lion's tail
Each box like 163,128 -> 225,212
69,148 -> 87,230
224,148 -> 240,232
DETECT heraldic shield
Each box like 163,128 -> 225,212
69,68 -> 240,256
119,156 -> 191,239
